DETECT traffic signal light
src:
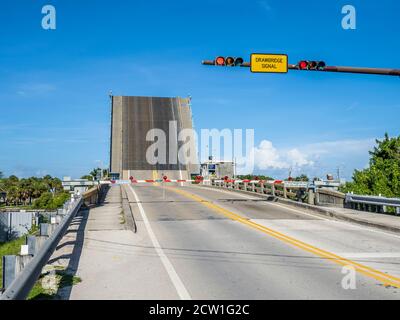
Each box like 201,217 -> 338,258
215,56 -> 226,66
297,60 -> 326,71
214,56 -> 245,67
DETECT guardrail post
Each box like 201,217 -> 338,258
35,236 -> 49,252
40,223 -> 50,236
271,184 -> 275,196
251,183 -> 255,192
26,235 -> 37,256
16,255 -> 32,274
396,207 -> 400,216
2,256 -> 17,290
283,186 -> 288,199
244,182 -> 248,191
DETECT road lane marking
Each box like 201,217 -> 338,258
199,186 -> 400,239
170,187 -> 400,289
128,185 -> 191,300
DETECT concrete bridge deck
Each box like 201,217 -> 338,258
47,184 -> 400,300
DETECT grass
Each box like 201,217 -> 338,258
27,269 -> 82,300
0,225 -> 39,289
120,210 -> 126,225
0,236 -> 26,288
0,224 -> 82,300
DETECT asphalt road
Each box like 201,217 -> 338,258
118,184 -> 400,300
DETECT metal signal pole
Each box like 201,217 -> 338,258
201,60 -> 400,77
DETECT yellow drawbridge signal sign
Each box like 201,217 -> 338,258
251,53 -> 288,73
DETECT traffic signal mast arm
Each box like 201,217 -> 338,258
202,59 -> 400,76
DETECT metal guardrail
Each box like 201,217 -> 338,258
211,180 -> 400,214
0,195 -> 83,300
346,194 -> 400,208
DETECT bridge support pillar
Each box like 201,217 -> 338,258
308,189 -> 315,205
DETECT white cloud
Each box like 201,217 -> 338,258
253,140 -> 313,170
287,148 -> 313,167
253,138 -> 376,172
300,139 -> 376,157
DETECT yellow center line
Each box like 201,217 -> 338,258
169,187 -> 400,289
152,170 -> 160,186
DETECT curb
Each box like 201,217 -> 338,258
202,185 -> 400,234
121,185 -> 137,233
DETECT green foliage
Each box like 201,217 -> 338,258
0,175 -> 64,208
80,175 -> 94,181
33,192 -> 70,210
292,174 -> 310,182
0,224 -> 39,288
81,167 -> 108,181
340,134 -> 400,197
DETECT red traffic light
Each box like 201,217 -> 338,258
298,60 -> 326,71
298,60 -> 308,70
215,56 -> 226,66
215,56 -> 244,67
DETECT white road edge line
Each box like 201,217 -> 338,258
128,185 -> 191,300
192,186 -> 400,240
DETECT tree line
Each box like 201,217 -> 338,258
340,134 -> 400,198
0,174 -> 69,209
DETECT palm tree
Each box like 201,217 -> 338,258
7,185 -> 20,206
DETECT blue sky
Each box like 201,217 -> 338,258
0,0 -> 399,180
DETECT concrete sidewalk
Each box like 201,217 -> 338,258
47,185 -> 179,300
204,186 -> 400,234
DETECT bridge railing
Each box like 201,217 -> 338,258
0,194 -> 83,300
211,180 -> 400,215
345,193 -> 400,214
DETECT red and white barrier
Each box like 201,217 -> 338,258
101,179 -> 283,185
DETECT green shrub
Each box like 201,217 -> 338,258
33,192 -> 70,210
